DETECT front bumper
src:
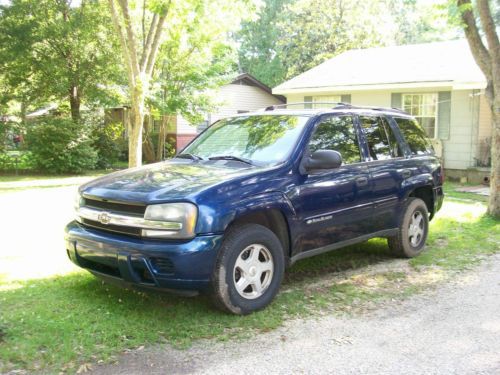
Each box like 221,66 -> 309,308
64,221 -> 223,294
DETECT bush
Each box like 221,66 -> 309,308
25,118 -> 98,174
85,113 -> 125,168
0,151 -> 34,171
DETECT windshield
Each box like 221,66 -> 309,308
180,115 -> 309,166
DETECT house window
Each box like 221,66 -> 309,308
312,95 -> 341,108
402,93 -> 438,138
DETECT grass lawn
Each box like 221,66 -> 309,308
0,177 -> 498,373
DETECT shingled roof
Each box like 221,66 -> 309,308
273,40 -> 486,94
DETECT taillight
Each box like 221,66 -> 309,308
440,165 -> 445,184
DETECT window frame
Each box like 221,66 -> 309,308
402,93 -> 438,139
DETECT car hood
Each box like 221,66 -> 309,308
80,159 -> 263,203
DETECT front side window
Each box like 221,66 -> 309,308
393,117 -> 434,155
182,115 -> 309,166
308,116 -> 361,164
402,93 -> 437,138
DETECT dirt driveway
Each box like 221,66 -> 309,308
92,254 -> 500,375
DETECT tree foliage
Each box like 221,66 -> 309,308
390,0 -> 462,45
143,0 -> 245,162
0,0 -> 122,121
236,0 -> 292,88
236,0 -> 462,86
277,0 -> 396,80
108,0 -> 256,167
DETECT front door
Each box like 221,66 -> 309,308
291,114 -> 373,254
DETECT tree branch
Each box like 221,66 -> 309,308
117,0 -> 140,78
145,0 -> 172,76
457,0 -> 492,80
477,0 -> 499,60
140,13 -> 159,72
108,0 -> 135,85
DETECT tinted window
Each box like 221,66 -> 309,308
393,117 -> 434,155
183,115 -> 309,166
360,116 -> 396,160
381,117 -> 403,157
308,116 -> 361,164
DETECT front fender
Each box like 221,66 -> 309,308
196,191 -> 296,234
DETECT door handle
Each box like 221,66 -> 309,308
400,169 -> 412,179
355,177 -> 368,187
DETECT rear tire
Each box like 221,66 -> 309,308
388,197 -> 429,258
212,224 -> 284,315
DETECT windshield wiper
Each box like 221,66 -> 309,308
208,155 -> 255,166
175,153 -> 204,161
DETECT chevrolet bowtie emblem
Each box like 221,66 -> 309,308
97,212 -> 111,225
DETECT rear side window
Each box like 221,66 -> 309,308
360,116 -> 402,160
393,117 -> 434,155
308,115 -> 361,164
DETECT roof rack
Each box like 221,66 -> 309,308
264,102 -> 351,111
262,102 -> 409,115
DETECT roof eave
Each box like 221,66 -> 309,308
273,80 -> 487,95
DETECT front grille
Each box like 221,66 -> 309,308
80,197 -> 146,237
150,257 -> 175,275
83,198 -> 146,216
81,218 -> 142,237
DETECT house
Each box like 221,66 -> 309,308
273,40 -> 492,183
172,73 -> 285,150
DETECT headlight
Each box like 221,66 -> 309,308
143,202 -> 198,239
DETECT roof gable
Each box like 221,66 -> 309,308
232,73 -> 285,102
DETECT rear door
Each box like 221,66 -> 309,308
359,115 -> 406,231
292,114 -> 373,253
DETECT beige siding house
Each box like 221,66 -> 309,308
173,74 -> 285,150
273,40 -> 492,182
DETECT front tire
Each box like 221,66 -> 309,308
212,224 -> 284,315
388,197 -> 429,258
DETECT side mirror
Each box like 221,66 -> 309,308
304,149 -> 342,172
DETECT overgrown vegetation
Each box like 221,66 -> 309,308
0,181 -> 498,373
25,118 -> 98,174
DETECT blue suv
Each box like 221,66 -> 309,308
65,103 -> 444,314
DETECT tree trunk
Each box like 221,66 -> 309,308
487,103 -> 500,218
20,101 -> 27,124
142,113 -> 156,163
69,86 -> 81,122
156,115 -> 167,161
128,87 -> 145,167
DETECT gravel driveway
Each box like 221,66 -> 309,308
93,254 -> 500,375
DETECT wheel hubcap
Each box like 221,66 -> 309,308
233,244 -> 274,300
408,211 -> 424,247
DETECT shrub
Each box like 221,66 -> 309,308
85,113 -> 125,168
0,121 -> 14,152
0,151 -> 34,171
25,118 -> 97,174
